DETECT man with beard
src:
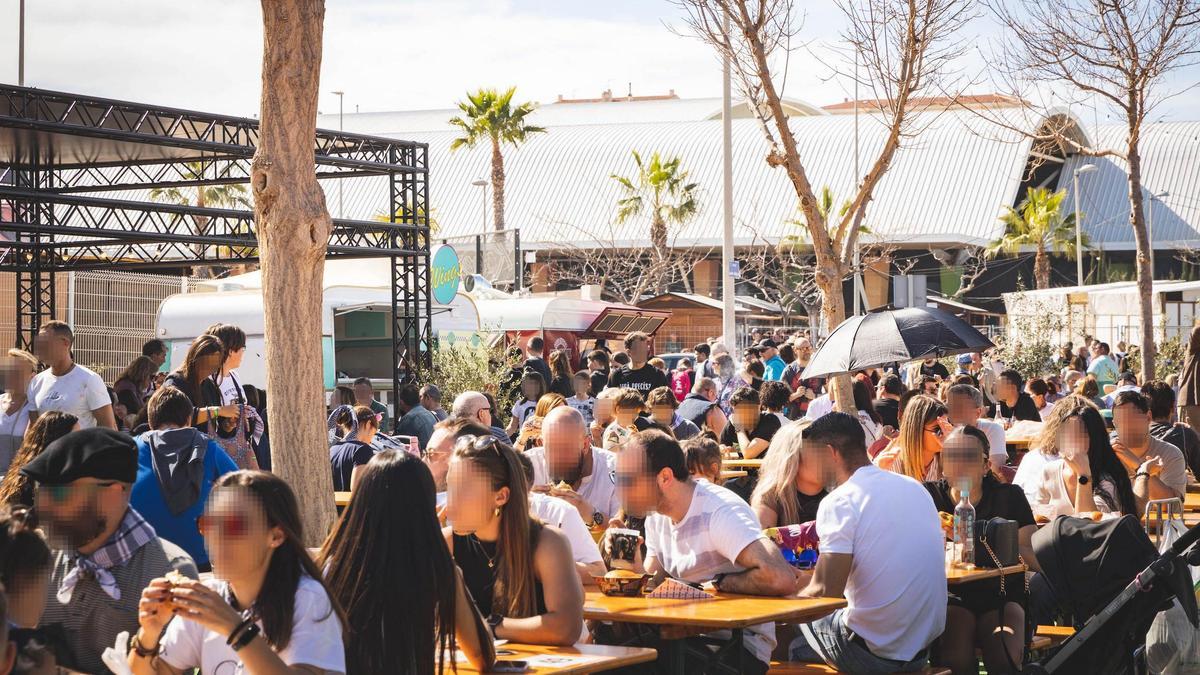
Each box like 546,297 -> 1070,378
20,428 -> 196,674
527,407 -> 620,528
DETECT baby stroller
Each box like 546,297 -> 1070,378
1025,515 -> 1200,674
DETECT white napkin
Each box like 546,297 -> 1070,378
101,631 -> 135,675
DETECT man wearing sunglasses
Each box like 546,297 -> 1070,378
450,391 -> 510,443
20,428 -> 197,674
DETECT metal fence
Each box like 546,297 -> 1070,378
436,229 -> 521,290
1,270 -> 197,383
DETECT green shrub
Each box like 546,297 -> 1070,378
430,341 -> 523,426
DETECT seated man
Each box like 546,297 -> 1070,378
791,412 -> 946,673
516,453 -> 606,585
426,417 -> 495,508
527,407 -> 621,527
1111,390 -> 1188,501
606,430 -> 797,675
22,428 -> 197,674
720,387 -> 782,459
1143,380 -> 1200,480
945,384 -> 1008,477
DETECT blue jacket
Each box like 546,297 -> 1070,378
131,431 -> 238,568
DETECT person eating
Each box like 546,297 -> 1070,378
605,430 -> 797,674
527,407 -> 621,527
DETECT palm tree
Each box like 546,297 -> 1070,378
611,150 -> 699,254
150,162 -> 253,276
448,87 -> 545,232
987,187 -> 1085,289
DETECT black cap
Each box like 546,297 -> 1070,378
20,428 -> 137,485
756,339 -> 778,349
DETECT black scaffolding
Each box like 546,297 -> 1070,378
0,84 -> 432,404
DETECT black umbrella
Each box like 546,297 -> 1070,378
801,306 -> 995,379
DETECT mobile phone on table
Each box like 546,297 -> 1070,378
492,661 -> 529,673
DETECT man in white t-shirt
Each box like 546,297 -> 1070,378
528,407 -> 621,527
946,384 -> 1008,477
606,430 -> 797,675
791,412 -> 946,672
29,321 -> 115,430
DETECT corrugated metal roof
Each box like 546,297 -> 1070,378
1058,121 -> 1200,249
317,96 -> 825,135
323,108 -> 1036,248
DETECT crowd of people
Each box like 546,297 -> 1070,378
1,318 -> 1199,674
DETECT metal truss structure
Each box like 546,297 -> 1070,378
0,84 -> 432,398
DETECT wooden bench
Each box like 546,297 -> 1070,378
767,663 -> 949,674
1034,625 -> 1074,647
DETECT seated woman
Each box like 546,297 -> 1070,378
445,435 -> 583,646
925,426 -> 1041,675
874,395 -> 951,481
320,450 -> 496,674
1032,403 -> 1138,520
327,405 -> 380,493
1012,395 -> 1093,505
683,436 -> 723,484
751,422 -> 827,528
130,471 -> 347,675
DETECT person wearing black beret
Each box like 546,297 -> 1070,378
21,427 -> 197,674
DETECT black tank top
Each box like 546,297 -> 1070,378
453,523 -> 547,618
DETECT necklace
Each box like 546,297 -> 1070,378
470,534 -> 499,568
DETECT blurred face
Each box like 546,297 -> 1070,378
923,416 -> 950,454
732,403 -> 759,430
33,330 -> 69,364
353,383 -> 373,404
614,405 -> 640,426
1,356 -> 33,393
446,457 -> 507,535
615,444 -> 660,518
149,348 -> 167,368
200,486 -> 283,579
573,377 -> 590,398
1056,416 -> 1089,462
998,378 -> 1018,401
970,352 -> 982,367
225,346 -> 246,370
801,437 -> 840,490
521,379 -> 541,401
627,338 -> 649,363
941,432 -> 986,487
196,351 -> 223,378
650,404 -> 675,427
595,396 -> 614,422
8,567 -> 50,628
424,428 -> 455,490
544,421 -> 588,484
35,478 -> 125,550
1113,403 -> 1151,449
946,392 -> 981,426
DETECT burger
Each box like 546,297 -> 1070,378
162,569 -> 190,611
555,480 -> 572,491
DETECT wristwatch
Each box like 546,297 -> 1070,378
1078,475 -> 1090,485
592,511 -> 604,527
712,573 -> 729,592
487,613 -> 504,640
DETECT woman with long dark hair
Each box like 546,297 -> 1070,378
445,435 -> 582,646
320,450 -> 496,674
130,471 -> 346,674
113,355 -> 160,417
327,405 -> 380,492
164,335 -> 239,431
548,350 -> 575,398
0,411 -> 79,507
1033,403 -> 1138,519
852,377 -> 883,441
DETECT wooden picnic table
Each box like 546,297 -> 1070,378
945,564 -> 1026,585
584,590 -> 846,675
722,458 -> 765,470
1185,492 -> 1200,512
719,470 -> 747,480
335,491 -> 351,507
449,643 -> 657,674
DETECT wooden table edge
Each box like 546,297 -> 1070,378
582,594 -> 847,629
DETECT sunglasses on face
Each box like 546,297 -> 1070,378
196,513 -> 251,538
37,481 -> 118,504
925,425 -> 946,439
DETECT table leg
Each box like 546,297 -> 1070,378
671,638 -> 686,675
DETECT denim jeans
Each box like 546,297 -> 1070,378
790,609 -> 929,674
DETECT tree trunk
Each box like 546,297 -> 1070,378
252,0 -> 336,546
1127,126 -> 1156,381
1034,247 -> 1049,289
814,254 -> 854,412
491,138 -> 506,232
651,214 -> 668,294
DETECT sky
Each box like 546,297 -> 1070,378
2,0 -> 1200,124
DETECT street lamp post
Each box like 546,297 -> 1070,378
18,0 -> 25,86
331,90 -> 345,218
1073,163 -> 1097,286
1149,191 -> 1169,278
471,178 -> 488,232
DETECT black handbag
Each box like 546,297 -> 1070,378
975,517 -> 1020,568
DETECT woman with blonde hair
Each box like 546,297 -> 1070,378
874,395 -> 951,481
751,422 -> 827,528
1074,375 -> 1106,410
0,348 -> 38,474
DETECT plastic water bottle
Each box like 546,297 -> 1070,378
953,485 -> 976,569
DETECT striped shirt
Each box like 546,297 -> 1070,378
40,536 -> 197,674
644,480 -> 775,665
